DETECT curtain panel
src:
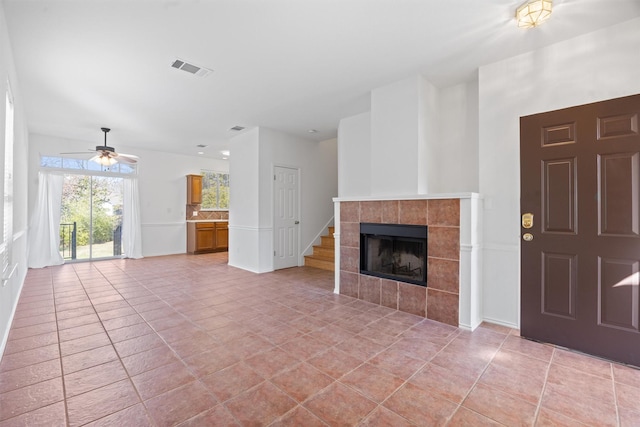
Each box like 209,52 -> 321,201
123,177 -> 143,259
28,172 -> 64,268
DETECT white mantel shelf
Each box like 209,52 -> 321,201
333,192 -> 482,203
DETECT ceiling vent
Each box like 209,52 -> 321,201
170,58 -> 213,78
230,126 -> 245,131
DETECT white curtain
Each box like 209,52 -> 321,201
28,172 -> 64,268
122,177 -> 143,259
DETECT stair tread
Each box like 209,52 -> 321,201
305,253 -> 335,261
304,226 -> 336,271
304,256 -> 334,271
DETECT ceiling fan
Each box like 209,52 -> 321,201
62,127 -> 139,166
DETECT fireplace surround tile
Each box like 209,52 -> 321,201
341,202 -> 360,223
428,199 -> 460,226
380,279 -> 399,310
398,200 -> 428,225
427,289 -> 459,326
398,282 -> 427,317
427,258 -> 459,294
381,201 -> 399,224
360,201 -> 383,223
340,222 -> 360,248
340,272 -> 359,298
340,247 -> 360,273
359,276 -> 382,305
428,227 -> 460,261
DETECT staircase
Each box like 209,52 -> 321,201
304,226 -> 335,271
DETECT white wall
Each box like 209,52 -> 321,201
228,127 -> 338,273
478,17 -> 640,327
338,76 -> 479,198
370,75 -> 438,196
0,2 -> 30,358
338,112 -> 371,197
429,77 -> 479,193
228,128 -> 261,272
28,133 -> 229,257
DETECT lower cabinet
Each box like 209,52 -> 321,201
214,222 -> 228,251
187,221 -> 228,254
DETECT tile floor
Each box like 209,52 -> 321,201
1,253 -> 639,426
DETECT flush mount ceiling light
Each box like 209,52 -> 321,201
516,0 -> 553,28
220,150 -> 230,157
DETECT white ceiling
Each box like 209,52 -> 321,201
4,0 -> 640,159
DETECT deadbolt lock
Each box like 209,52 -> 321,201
522,213 -> 534,229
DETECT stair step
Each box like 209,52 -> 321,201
320,235 -> 335,248
312,245 -> 334,258
304,255 -> 334,271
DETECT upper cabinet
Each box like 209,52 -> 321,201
187,174 -> 203,204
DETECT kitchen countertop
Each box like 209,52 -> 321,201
186,219 -> 228,223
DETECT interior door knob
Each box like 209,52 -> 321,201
295,221 -> 300,224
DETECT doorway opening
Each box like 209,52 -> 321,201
60,174 -> 124,261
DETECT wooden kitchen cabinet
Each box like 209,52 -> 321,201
214,222 -> 228,251
187,174 -> 203,205
187,221 -> 228,254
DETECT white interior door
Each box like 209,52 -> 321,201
274,166 -> 299,270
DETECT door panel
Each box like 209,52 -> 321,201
542,252 -> 577,319
598,257 -> 639,332
542,158 -> 577,234
598,152 -> 639,236
521,93 -> 640,367
273,166 -> 299,270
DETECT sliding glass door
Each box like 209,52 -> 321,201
60,174 -> 124,261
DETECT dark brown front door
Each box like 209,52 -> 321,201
521,94 -> 640,367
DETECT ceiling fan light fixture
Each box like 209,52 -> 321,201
94,154 -> 118,166
516,0 -> 552,28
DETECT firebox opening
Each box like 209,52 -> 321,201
360,223 -> 428,287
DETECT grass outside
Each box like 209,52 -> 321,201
61,240 -> 119,260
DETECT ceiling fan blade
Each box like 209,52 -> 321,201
114,154 -> 138,164
60,150 -> 95,155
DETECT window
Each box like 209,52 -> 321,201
40,155 -> 137,175
201,170 -> 229,210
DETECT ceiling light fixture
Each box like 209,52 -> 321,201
220,150 -> 230,157
308,129 -> 318,133
96,153 -> 117,166
516,0 -> 552,28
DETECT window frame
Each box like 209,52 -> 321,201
200,170 -> 229,211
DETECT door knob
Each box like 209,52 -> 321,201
523,233 -> 534,241
295,221 -> 300,224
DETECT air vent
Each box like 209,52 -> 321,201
170,58 -> 213,78
230,126 -> 245,131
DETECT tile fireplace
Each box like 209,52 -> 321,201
333,194 -> 482,330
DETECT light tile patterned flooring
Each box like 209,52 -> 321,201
1,253 -> 639,426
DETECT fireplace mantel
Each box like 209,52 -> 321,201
332,193 -> 482,331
